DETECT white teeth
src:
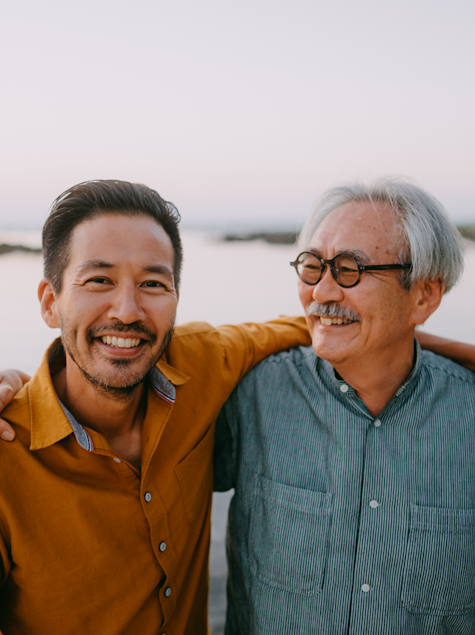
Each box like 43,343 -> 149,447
319,316 -> 354,326
100,336 -> 141,348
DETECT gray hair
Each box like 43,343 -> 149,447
299,177 -> 464,292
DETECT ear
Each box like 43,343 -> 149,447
411,279 -> 445,326
38,279 -> 61,329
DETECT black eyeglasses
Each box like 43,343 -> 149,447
290,252 -> 412,288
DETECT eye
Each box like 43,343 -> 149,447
142,280 -> 165,288
86,277 -> 113,286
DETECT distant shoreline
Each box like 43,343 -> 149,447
1,225 -> 474,255
0,243 -> 42,256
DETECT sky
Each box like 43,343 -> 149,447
1,0 -> 474,230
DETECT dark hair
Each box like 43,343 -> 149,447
42,180 -> 183,293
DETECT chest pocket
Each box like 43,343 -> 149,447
402,504 -> 475,615
248,473 -> 333,596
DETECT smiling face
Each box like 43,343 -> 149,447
42,213 -> 178,394
298,200 -> 419,370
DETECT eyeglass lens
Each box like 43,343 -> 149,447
295,253 -> 360,287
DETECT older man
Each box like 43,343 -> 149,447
214,179 -> 475,634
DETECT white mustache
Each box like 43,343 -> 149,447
306,302 -> 360,322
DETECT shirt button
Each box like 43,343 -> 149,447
361,584 -> 370,593
159,542 -> 167,552
369,500 -> 380,509
165,587 -> 172,597
374,419 -> 381,427
113,457 -> 122,463
144,492 -> 152,503
340,384 -> 349,393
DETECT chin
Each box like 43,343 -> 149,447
311,339 -> 347,365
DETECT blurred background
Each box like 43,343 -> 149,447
1,1 -> 475,632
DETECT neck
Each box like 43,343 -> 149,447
52,355 -> 146,468
332,337 -> 416,417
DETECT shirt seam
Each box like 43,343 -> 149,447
421,361 -> 475,385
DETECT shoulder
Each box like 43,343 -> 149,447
0,384 -> 32,475
172,321 -> 216,339
235,345 -> 315,386
2,382 -> 30,425
420,349 -> 475,388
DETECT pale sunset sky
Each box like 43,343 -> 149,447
1,0 -> 474,230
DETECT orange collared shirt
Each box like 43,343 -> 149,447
0,318 -> 310,635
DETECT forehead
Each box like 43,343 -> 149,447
68,213 -> 175,270
309,201 -> 400,259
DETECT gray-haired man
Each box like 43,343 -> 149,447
214,179 -> 475,634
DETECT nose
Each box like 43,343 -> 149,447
312,264 -> 345,303
107,282 -> 145,324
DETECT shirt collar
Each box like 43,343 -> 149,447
318,339 -> 422,399
29,338 -> 190,452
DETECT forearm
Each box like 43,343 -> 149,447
219,316 -> 311,383
416,332 -> 475,372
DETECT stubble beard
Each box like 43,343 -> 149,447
61,321 -> 175,403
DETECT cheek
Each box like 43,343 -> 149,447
298,282 -> 313,308
149,298 -> 178,329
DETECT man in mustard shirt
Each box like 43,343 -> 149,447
0,179 -> 312,635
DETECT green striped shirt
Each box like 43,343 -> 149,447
214,343 -> 475,634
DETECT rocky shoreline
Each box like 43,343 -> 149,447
1,225 -> 474,255
0,243 -> 42,255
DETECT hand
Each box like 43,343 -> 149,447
0,370 -> 31,440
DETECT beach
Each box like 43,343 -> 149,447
1,230 -> 474,633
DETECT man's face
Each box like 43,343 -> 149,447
47,214 -> 178,393
298,201 -> 418,369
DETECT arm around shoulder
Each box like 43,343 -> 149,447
218,316 -> 311,385
416,332 -> 475,372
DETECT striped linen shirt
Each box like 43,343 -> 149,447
214,342 -> 475,634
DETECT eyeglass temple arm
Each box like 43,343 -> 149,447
359,264 -> 412,271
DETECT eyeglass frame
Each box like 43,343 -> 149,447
290,251 -> 413,288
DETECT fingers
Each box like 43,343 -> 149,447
0,418 -> 15,441
0,369 -> 31,442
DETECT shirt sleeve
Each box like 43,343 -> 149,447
216,316 -> 310,390
0,524 -> 11,588
213,397 -> 237,492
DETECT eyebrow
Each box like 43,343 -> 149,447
76,260 -> 174,278
307,248 -> 371,264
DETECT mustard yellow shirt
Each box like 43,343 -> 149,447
0,318 -> 310,635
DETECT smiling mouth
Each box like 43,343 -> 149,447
99,336 -> 143,349
318,316 -> 356,325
